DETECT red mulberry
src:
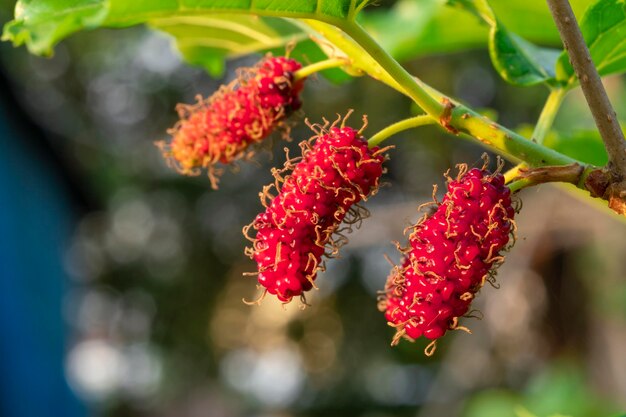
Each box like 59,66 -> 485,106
244,119 -> 388,304
379,164 -> 516,355
160,56 -> 304,188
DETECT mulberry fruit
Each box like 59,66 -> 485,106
244,117 -> 388,304
379,163 -> 516,355
160,55 -> 304,188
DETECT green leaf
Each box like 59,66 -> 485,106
449,0 -> 562,86
489,25 -> 561,86
556,0 -> 626,86
2,0 -> 370,56
1,0 -> 592,81
359,0 -> 490,62
489,0 -> 589,42
360,0 -> 440,59
363,0 -> 582,67
447,0 -> 495,24
2,0 -> 109,56
149,14 -> 308,77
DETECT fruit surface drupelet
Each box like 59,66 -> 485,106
162,56 -> 304,188
245,123 -> 387,303
379,167 -> 515,352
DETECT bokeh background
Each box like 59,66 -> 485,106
0,0 -> 625,416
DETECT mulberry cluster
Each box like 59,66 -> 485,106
379,165 -> 516,354
244,121 -> 387,304
161,56 -> 304,188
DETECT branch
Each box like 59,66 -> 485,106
546,0 -> 626,179
307,20 -> 582,168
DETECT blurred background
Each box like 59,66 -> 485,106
0,0 -> 625,416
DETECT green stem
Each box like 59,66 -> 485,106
303,19 -> 596,194
367,115 -> 435,147
304,20 -> 403,90
532,87 -> 567,144
293,57 -> 347,81
507,179 -> 528,193
335,22 -> 443,118
314,20 -> 581,168
504,164 -> 525,184
413,79 -> 577,167
505,88 -> 567,183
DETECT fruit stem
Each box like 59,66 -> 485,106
335,22 -> 444,118
504,87 -> 567,183
532,87 -> 567,145
507,179 -> 527,194
507,163 -> 589,193
504,164 -> 525,185
293,57 -> 349,81
367,115 -> 435,147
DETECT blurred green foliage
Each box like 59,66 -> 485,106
0,1 -> 626,417
464,361 -> 616,417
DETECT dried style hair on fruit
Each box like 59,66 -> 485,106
378,158 -> 517,356
159,55 -> 305,189
243,114 -> 390,305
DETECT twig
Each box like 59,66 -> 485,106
546,0 -> 626,179
507,163 -> 585,193
367,115 -> 435,147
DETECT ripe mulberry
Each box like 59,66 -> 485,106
379,162 -> 516,355
244,117 -> 388,304
160,55 -> 304,188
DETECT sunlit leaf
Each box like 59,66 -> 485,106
449,0 -> 562,86
489,26 -> 560,86
2,0 -> 108,56
149,14 -> 308,77
2,0 -> 370,56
